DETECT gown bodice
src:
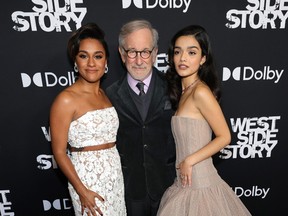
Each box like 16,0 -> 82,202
172,116 -> 219,188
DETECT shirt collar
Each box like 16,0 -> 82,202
127,71 -> 152,94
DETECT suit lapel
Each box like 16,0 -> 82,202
145,70 -> 166,122
117,77 -> 143,123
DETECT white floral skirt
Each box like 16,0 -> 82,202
68,146 -> 126,216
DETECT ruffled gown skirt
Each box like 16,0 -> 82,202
157,116 -> 251,216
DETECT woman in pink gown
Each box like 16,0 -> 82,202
157,25 -> 251,216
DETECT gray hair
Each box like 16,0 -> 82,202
119,19 -> 159,49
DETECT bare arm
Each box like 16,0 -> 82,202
50,91 -> 104,215
179,84 -> 231,187
187,85 -> 231,165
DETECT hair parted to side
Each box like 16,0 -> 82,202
118,19 -> 159,51
67,23 -> 109,65
166,24 -> 221,110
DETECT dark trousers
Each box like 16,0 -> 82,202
126,195 -> 160,216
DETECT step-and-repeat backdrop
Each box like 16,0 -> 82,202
1,0 -> 287,215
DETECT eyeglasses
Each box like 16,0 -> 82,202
122,47 -> 154,59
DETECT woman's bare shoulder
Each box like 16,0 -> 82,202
51,85 -> 79,110
193,82 -> 214,99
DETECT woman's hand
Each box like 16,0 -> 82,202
178,158 -> 193,188
80,188 -> 105,216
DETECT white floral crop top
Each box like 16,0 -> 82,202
68,107 -> 119,148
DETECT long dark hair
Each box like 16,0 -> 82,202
166,25 -> 221,110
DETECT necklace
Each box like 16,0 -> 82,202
182,79 -> 199,94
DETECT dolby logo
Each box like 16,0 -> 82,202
21,72 -> 76,88
222,66 -> 283,83
122,0 -> 191,13
43,198 -> 72,211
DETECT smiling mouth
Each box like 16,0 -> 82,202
133,66 -> 145,69
86,69 -> 98,72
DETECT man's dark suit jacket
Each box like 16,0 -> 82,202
106,68 -> 176,201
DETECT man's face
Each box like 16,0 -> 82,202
119,28 -> 158,81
